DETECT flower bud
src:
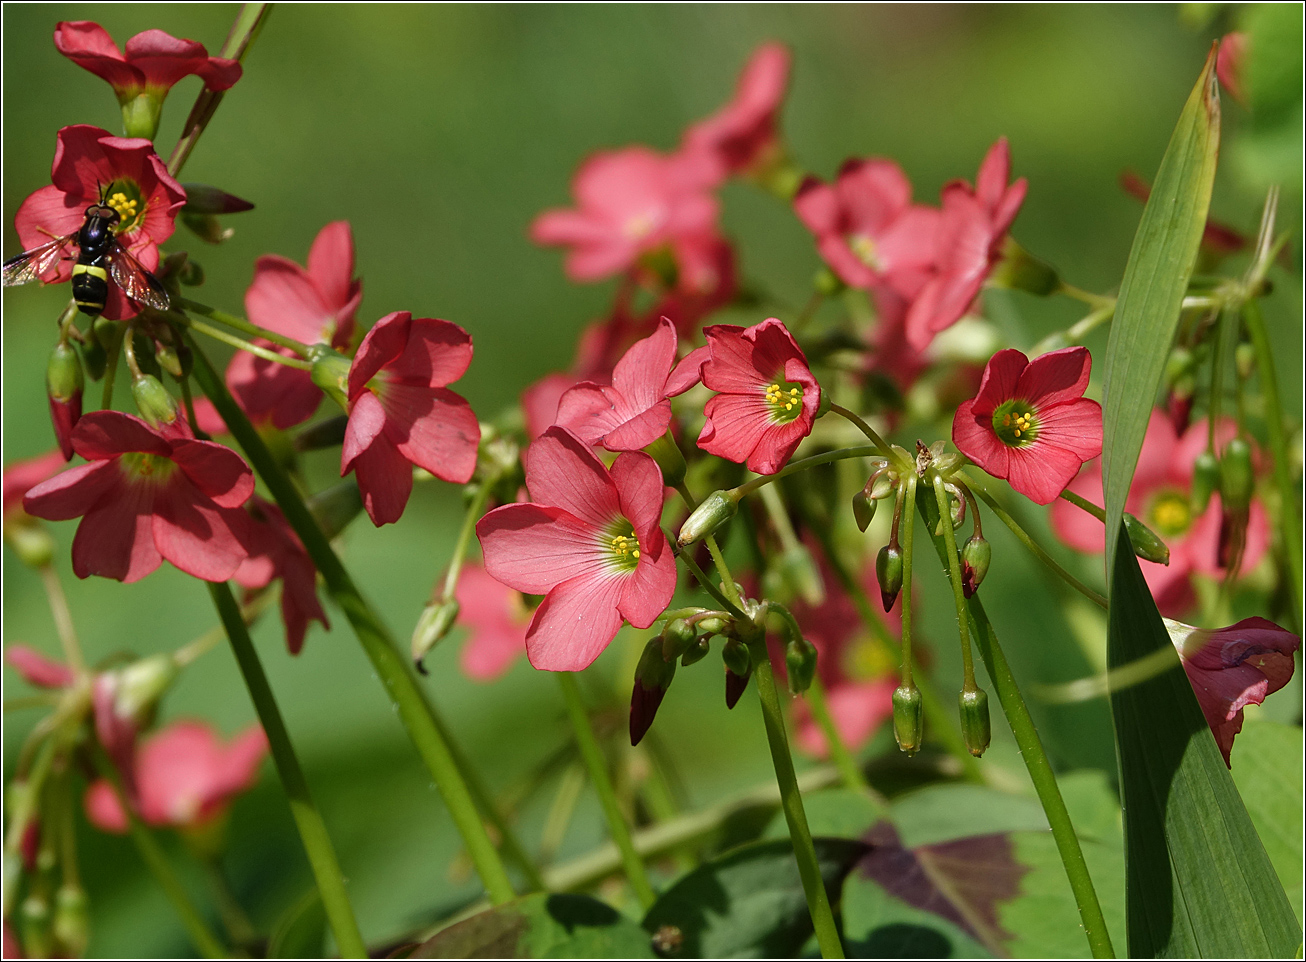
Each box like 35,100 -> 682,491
46,342 -> 84,461
181,184 -> 256,215
677,489 -> 740,547
411,599 -> 460,671
52,884 -> 89,957
785,637 -> 818,695
681,636 -> 711,667
308,479 -> 364,540
852,488 -> 876,532
988,237 -> 1059,296
814,266 -> 844,297
695,614 -> 731,638
154,339 -> 190,380
630,638 -> 676,746
660,618 -> 698,661
961,535 -> 991,598
892,684 -> 924,754
5,522 -> 55,570
764,544 -> 825,607
868,466 -> 896,501
876,543 -> 903,612
20,894 -> 52,959
80,333 -> 107,381
1190,449 -> 1220,514
308,346 -> 352,412
725,668 -> 751,709
1124,513 -> 1171,565
179,257 -> 205,286
644,434 -> 686,487
1219,437 -> 1254,512
131,374 -> 180,429
113,654 -> 179,727
181,211 -> 235,245
959,687 -> 991,757
722,637 -> 752,678
1235,342 -> 1255,380
1164,346 -> 1196,387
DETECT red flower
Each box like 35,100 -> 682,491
953,346 -> 1101,505
14,125 -> 186,320
342,312 -> 480,526
681,42 -> 792,184
1165,616 -> 1299,766
83,720 -> 267,832
794,159 -> 939,297
652,231 -> 739,338
697,318 -> 821,475
233,496 -> 328,655
229,221 -> 362,429
906,138 -> 1027,350
22,411 -> 254,583
476,428 -> 676,672
5,645 -> 76,689
556,317 -> 707,452
54,21 -> 241,99
531,146 -> 719,282
4,451 -> 66,520
455,563 -> 532,681
1217,32 -> 1248,106
1050,412 -> 1269,616
521,373 -> 581,440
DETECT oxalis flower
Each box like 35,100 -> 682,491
234,496 -> 329,656
476,427 -> 676,672
455,563 -> 533,681
952,346 -> 1102,505
1165,617 -> 1299,766
697,318 -> 821,475
23,411 -> 254,583
343,312 -> 481,526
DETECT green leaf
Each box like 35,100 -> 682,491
267,889 -> 325,959
1106,529 -> 1301,956
889,784 -> 1049,848
411,892 -> 654,959
1232,719 -> 1305,926
641,837 -> 867,958
1101,48 -> 1220,574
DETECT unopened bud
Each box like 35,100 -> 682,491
961,535 -> 991,598
852,489 -> 876,532
1125,513 -> 1170,565
411,599 -> 460,670
46,342 -> 84,461
181,211 -> 235,245
308,346 -> 352,412
660,618 -> 698,661
114,654 -> 179,726
988,237 -> 1059,296
1235,342 -> 1255,380
725,668 -> 751,709
181,184 -> 256,215
876,543 -> 903,612
785,637 -> 817,695
80,334 -> 107,381
868,466 -> 896,501
308,479 -> 364,540
722,637 -> 752,678
892,684 -> 924,754
695,614 -> 730,638
959,687 -> 991,757
1191,449 -> 1220,514
630,638 -> 676,746
6,522 -> 55,569
681,636 -> 711,667
52,884 -> 89,957
131,374 -> 180,429
1219,437 -> 1254,512
20,894 -> 52,959
1164,346 -> 1195,387
677,489 -> 740,546
644,434 -> 686,487
155,340 -> 189,380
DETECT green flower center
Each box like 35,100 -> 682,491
105,180 -> 146,234
120,451 -> 176,485
848,233 -> 881,271
765,380 -> 805,423
991,400 -> 1040,447
605,522 -> 641,572
1148,489 -> 1192,537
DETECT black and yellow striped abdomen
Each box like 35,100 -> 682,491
71,263 -> 108,317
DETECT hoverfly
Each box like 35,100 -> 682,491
3,186 -> 170,317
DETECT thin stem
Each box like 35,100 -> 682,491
934,476 -> 977,690
966,477 -> 1109,610
1058,282 -> 1116,310
207,581 -> 367,957
805,676 -> 869,793
555,672 -> 656,909
440,482 -> 492,602
1243,298 -> 1303,627
38,565 -> 84,674
186,335 -> 518,905
187,316 -> 313,369
99,322 -> 124,410
177,375 -> 203,437
674,481 -> 742,610
734,445 -> 882,499
899,478 -> 917,686
828,403 -> 894,458
199,857 -> 259,950
168,4 -> 271,178
670,538 -> 748,620
91,743 -> 227,959
122,324 -> 144,379
181,298 -> 311,358
747,636 -> 845,959
1059,488 -> 1105,521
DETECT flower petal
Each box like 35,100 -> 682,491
385,385 -> 480,485
351,431 -> 414,526
348,311 -> 411,398
524,573 -> 625,672
1017,346 -> 1092,408
23,460 -> 120,521
524,428 -> 621,529
151,476 -> 249,582
477,502 -> 608,595
5,645 -> 74,689
71,477 -> 162,582
72,411 -> 170,459
306,221 -> 356,311
244,255 -> 333,344
170,439 -> 254,508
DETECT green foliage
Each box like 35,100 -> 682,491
267,890 -> 325,959
1232,719 -> 1305,926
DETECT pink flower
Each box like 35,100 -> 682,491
1166,617 -> 1299,766
531,146 -> 719,282
794,159 -> 939,297
652,231 -> 738,337
697,318 -> 821,475
953,346 -> 1102,505
1217,32 -> 1248,106
342,312 -> 480,526
681,42 -> 792,184
476,428 -> 676,672
233,496 -> 328,655
556,317 -> 707,452
14,125 -> 186,320
456,563 -> 532,681
229,221 -> 362,429
906,138 -> 1027,350
1050,412 -> 1269,616
54,21 -> 240,102
23,411 -> 254,583
3,451 -> 66,520
84,721 -> 268,832
5,645 -> 76,689
522,373 -> 581,440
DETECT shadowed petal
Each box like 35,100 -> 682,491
524,573 -> 626,672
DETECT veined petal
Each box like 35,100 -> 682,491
524,573 -> 626,672
1005,444 -> 1084,505
151,477 -> 249,581
342,390 -> 388,473
23,460 -> 120,521
599,401 -> 672,452
477,503 -> 609,595
667,345 -> 710,396
610,317 -> 677,411
610,452 -> 666,541
968,349 -> 1029,415
1032,398 -> 1103,461
351,432 -> 414,526
244,256 -> 332,344
306,221 -> 356,311
383,317 -> 474,387
72,411 -> 170,460
524,428 -> 621,529
554,383 -> 626,445
1017,346 -> 1092,408
698,391 -> 775,469
952,398 -> 1010,480
386,385 -> 480,485
348,311 -> 412,397
71,477 -> 161,582
618,536 -> 677,628
170,439 -> 254,508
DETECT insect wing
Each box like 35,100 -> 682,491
2,235 -> 77,287
108,243 -> 170,311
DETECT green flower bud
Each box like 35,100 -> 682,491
21,893 -> 53,959
80,334 -> 107,381
1235,342 -> 1255,380
892,684 -> 924,754
181,184 -> 256,215
411,598 -> 460,671
112,654 -> 179,726
876,543 -> 903,612
155,340 -> 190,379
959,687 -> 991,757
181,212 -> 235,245
868,468 -> 896,501
644,433 -> 687,487
1219,437 -> 1254,512
631,637 -> 676,746
131,374 -> 180,428
308,346 -> 352,412
1190,449 -> 1220,514
677,489 -> 740,547
307,479 -> 365,540
681,636 -> 711,667
1164,346 -> 1195,387
785,637 -> 818,695
961,535 -> 991,598
695,614 -> 731,638
814,266 -> 844,297
660,618 -> 698,661
1124,513 -> 1171,565
5,521 -> 55,570
851,488 -> 876,532
46,341 -> 83,402
52,884 -> 89,957
722,637 -> 752,678
987,237 -> 1060,296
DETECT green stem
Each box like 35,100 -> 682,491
555,672 -> 656,909
933,476 -> 978,691
1243,298 -> 1303,627
966,477 -> 1108,610
440,482 -> 492,602
805,676 -> 869,793
207,581 -> 367,957
167,4 -> 271,178
734,445 -> 882,499
674,481 -> 743,610
747,636 -> 845,959
99,322 -> 124,410
899,478 -> 918,683
915,495 -> 1115,958
186,335 -> 517,905
828,403 -> 895,458
1059,488 -> 1105,521
38,564 -> 85,675
670,538 -> 748,620
184,312 -> 313,367
91,744 -> 227,959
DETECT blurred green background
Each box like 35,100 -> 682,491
3,4 -> 1300,956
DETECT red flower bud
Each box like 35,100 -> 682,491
46,342 -> 84,460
